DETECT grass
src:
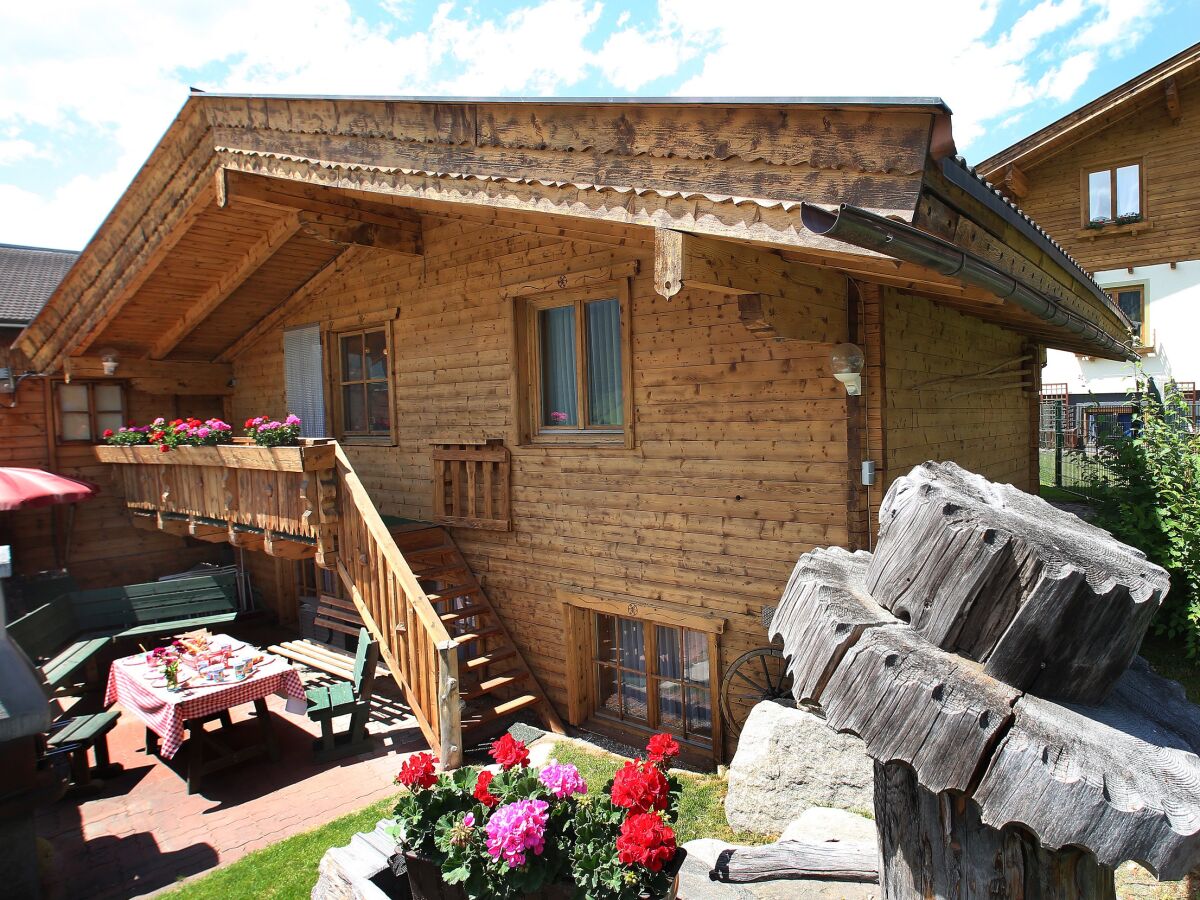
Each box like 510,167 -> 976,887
550,740 -> 777,846
162,796 -> 396,900
161,737 -> 768,898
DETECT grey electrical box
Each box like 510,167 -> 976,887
861,460 -> 877,486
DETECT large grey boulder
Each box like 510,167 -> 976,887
725,701 -> 873,834
312,818 -> 398,900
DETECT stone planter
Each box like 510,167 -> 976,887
404,849 -> 687,900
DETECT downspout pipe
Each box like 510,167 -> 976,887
800,203 -> 1138,363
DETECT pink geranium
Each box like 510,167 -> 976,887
537,763 -> 587,799
484,799 -> 549,868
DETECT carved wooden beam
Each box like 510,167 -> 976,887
156,512 -> 191,537
263,530 -> 317,561
997,163 -> 1030,200
187,517 -> 228,542
227,523 -> 265,552
147,211 -> 302,360
63,355 -> 233,395
1166,77 -> 1182,124
297,211 -> 421,256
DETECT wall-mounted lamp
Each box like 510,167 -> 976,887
830,342 -> 865,396
0,368 -> 15,395
99,348 -> 120,376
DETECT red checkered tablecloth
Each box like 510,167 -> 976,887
104,641 -> 305,759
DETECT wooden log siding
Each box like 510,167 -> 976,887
229,215 -> 865,759
431,442 -> 511,531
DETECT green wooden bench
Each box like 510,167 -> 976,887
305,627 -> 379,761
9,573 -> 240,693
44,708 -> 122,794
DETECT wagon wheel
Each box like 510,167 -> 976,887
720,647 -> 793,738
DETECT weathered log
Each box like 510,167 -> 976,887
875,761 -> 1116,900
767,547 -> 896,704
709,839 -> 878,884
867,461 -> 1168,703
974,657 -> 1200,881
821,626 -> 1019,794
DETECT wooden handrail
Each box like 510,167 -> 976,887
332,445 -> 462,767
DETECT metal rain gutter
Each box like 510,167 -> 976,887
799,203 -> 1137,362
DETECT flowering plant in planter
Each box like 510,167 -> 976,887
244,414 -> 302,447
102,424 -> 151,446
145,417 -> 235,452
392,733 -> 683,900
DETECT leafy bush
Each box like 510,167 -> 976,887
1088,377 -> 1200,655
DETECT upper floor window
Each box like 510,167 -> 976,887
1086,163 -> 1142,224
518,281 -> 632,446
336,326 -> 392,440
56,382 -> 125,443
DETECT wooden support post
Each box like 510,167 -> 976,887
874,761 -> 1115,900
436,640 -> 463,770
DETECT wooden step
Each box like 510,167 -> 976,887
460,669 -> 529,702
449,628 -> 500,647
463,649 -> 515,672
396,543 -> 455,560
413,563 -> 469,581
427,586 -> 481,603
439,604 -> 489,624
461,694 -> 541,730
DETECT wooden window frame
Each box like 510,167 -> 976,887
329,322 -> 396,446
514,279 -> 634,449
560,591 -> 724,764
1105,283 -> 1150,350
53,380 -> 127,445
1081,159 -> 1145,226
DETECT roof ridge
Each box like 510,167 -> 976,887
0,242 -> 80,255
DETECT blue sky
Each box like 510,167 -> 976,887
1,0 -> 1196,250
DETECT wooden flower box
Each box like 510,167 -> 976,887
94,441 -> 335,473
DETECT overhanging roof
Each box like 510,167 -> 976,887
978,40 -> 1200,178
15,93 -> 1133,372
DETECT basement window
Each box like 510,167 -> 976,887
1086,162 -> 1142,224
1106,284 -> 1149,348
335,326 -> 393,441
516,280 -> 632,447
55,381 -> 125,443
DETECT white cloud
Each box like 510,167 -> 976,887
0,138 -> 43,166
599,26 -> 693,91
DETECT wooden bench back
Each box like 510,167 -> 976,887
9,596 -> 78,662
350,627 -> 379,700
70,573 -> 239,632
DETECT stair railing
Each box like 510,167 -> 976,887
331,445 -> 462,767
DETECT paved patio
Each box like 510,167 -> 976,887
35,627 -> 427,899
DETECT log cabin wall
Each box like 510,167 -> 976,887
881,290 -> 1036,495
1007,76 -> 1200,273
230,216 -> 853,758
0,368 -> 230,589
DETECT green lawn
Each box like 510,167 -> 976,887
162,738 -> 769,898
162,797 -> 396,899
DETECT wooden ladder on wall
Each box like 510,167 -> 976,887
323,445 -> 561,767
388,525 -> 563,737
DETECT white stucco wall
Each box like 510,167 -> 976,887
1043,259 -> 1200,395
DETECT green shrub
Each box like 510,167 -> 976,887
1088,377 -> 1200,656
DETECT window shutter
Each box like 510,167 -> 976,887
284,324 -> 326,438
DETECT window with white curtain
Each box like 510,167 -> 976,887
283,324 -> 327,438
523,282 -> 630,444
1086,162 -> 1142,223
55,382 -> 125,443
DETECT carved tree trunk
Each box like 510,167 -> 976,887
875,761 -> 1116,900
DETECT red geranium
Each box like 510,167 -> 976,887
646,733 -> 680,767
102,429 -> 114,439
610,759 -> 669,814
488,733 -> 529,770
395,752 -> 438,790
159,444 -> 171,453
473,769 -> 499,807
244,418 -> 256,429
616,812 -> 677,872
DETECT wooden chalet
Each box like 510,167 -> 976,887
9,94 -> 1133,766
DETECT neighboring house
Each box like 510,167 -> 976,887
979,41 -> 1200,404
0,242 -> 227,585
14,93 -> 1130,763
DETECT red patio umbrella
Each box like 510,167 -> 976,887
0,467 -> 99,511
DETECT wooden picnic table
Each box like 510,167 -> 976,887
104,635 -> 305,793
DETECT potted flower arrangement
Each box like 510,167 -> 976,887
244,414 -> 302,447
392,733 -> 686,900
102,424 -> 151,446
102,417 -> 234,453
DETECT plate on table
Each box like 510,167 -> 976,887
126,657 -> 145,666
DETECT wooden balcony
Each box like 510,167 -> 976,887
95,441 -> 338,564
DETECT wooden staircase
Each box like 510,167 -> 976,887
389,525 -> 563,738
